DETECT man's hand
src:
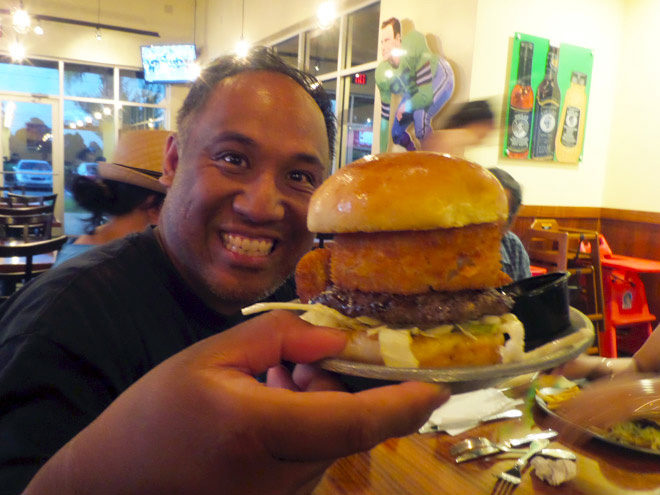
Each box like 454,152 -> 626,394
26,310 -> 449,495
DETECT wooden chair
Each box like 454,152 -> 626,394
0,213 -> 54,241
0,204 -> 54,216
6,192 -> 57,207
0,235 -> 67,298
523,219 -> 606,342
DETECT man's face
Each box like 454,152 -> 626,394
160,71 -> 330,313
380,25 -> 400,62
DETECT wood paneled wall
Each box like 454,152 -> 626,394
513,205 -> 660,324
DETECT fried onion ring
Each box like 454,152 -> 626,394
294,247 -> 331,303
330,224 -> 505,294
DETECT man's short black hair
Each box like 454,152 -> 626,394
443,100 -> 494,130
488,167 -> 522,225
177,46 -> 337,162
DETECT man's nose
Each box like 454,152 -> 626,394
233,173 -> 285,222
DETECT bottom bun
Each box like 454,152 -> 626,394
341,329 -> 505,367
239,301 -> 525,369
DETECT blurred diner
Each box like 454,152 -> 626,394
53,129 -> 168,266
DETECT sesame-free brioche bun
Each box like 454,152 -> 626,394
307,152 -> 508,234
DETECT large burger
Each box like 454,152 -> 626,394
243,152 -> 525,368
297,151 -> 525,368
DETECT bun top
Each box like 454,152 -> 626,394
308,152 -> 508,233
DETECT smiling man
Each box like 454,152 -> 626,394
158,69 -> 330,313
0,48 -> 448,495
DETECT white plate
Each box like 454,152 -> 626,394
321,307 -> 593,391
535,388 -> 660,456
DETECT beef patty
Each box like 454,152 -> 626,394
311,286 -> 513,327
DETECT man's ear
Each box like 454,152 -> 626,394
160,133 -> 179,188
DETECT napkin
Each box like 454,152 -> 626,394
420,388 -> 523,435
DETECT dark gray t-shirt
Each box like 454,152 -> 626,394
0,228 -> 296,493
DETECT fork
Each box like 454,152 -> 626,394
492,438 -> 550,494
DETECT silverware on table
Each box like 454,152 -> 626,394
451,429 -> 574,463
493,438 -> 550,491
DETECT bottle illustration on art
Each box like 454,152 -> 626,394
555,71 -> 588,164
531,45 -> 561,160
506,41 -> 534,159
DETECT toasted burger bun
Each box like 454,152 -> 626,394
291,152 -> 524,369
308,152 -> 508,233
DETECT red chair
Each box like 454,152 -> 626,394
585,235 -> 660,357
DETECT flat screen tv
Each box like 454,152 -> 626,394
141,44 -> 197,83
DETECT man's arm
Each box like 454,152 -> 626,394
25,311 -> 449,495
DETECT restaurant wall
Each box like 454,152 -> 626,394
601,0 -> 660,213
464,0 -> 624,210
9,0 -> 199,67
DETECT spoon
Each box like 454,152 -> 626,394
451,431 -> 576,463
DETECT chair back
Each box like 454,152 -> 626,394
524,218 -> 606,336
0,213 -> 53,241
6,192 -> 57,207
0,204 -> 54,216
0,235 -> 67,293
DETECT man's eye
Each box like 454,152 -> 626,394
288,170 -> 317,188
215,152 -> 248,168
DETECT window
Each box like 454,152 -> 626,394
0,56 -> 170,235
64,63 -> 114,99
268,2 -> 379,170
121,106 -> 165,130
307,25 -> 340,75
120,69 -> 166,104
346,3 -> 380,68
272,36 -> 299,69
0,57 -> 59,95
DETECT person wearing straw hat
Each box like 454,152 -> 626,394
54,130 -> 169,267
0,48 -> 448,495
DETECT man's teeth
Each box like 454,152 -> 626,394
222,233 -> 274,256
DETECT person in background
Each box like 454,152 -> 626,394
488,167 -> 531,281
0,47 -> 448,494
556,321 -> 660,378
421,99 -> 495,157
54,129 -> 168,266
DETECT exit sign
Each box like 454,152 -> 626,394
353,73 -> 367,85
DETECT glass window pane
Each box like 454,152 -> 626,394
346,3 -> 380,67
2,100 -> 54,193
342,69 -> 375,163
63,100 -> 114,235
321,79 -> 337,118
120,106 -> 165,130
272,36 -> 299,68
0,57 -> 59,95
120,69 -> 166,104
64,63 -> 113,98
308,25 -> 339,75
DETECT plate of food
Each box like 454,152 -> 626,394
316,306 -> 592,386
535,376 -> 660,456
243,152 -> 594,391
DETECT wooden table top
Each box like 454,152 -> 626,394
0,240 -> 55,274
314,402 -> 660,494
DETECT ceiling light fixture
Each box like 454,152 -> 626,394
316,1 -> 337,30
95,0 -> 102,41
11,2 -> 31,34
33,20 -> 43,35
234,0 -> 250,58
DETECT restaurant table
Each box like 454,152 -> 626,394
0,252 -> 55,274
0,239 -> 56,274
314,393 -> 660,494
